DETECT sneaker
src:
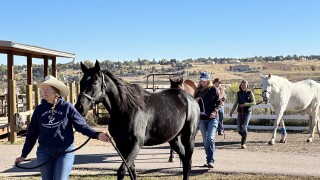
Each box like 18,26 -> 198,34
203,163 -> 208,167
241,144 -> 247,149
207,162 -> 214,168
218,131 -> 223,135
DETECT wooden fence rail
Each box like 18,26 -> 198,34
223,103 -> 309,131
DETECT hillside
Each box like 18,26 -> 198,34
121,60 -> 320,89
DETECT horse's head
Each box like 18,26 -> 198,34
260,73 -> 272,103
75,60 -> 106,116
170,77 -> 184,89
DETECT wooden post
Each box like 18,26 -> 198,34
26,55 -> 33,129
26,85 -> 33,129
7,51 -> 14,142
27,55 -> 33,85
69,82 -> 75,105
34,85 -> 41,106
65,83 -> 70,102
44,56 -> 49,78
52,57 -> 56,77
75,82 -> 80,96
9,80 -> 17,143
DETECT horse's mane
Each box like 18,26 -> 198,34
102,69 -> 150,110
268,75 -> 291,86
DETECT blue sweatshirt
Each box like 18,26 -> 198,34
21,98 -> 99,158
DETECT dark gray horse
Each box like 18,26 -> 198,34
75,61 -> 200,180
168,77 -> 197,162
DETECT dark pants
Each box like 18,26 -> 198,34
217,106 -> 224,133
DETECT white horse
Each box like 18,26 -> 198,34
260,73 -> 320,145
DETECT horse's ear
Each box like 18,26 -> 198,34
80,61 -> 88,72
95,60 -> 101,72
169,78 -> 173,84
179,77 -> 184,84
268,73 -> 271,78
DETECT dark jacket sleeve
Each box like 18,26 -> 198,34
69,104 -> 100,139
21,108 -> 39,158
213,87 -> 223,113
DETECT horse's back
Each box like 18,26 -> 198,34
273,79 -> 320,112
184,79 -> 197,89
143,89 -> 199,146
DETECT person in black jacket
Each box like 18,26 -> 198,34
15,75 -> 109,180
194,72 -> 222,168
229,80 -> 256,149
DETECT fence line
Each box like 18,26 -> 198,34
223,103 -> 309,131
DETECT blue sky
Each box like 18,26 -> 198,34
1,0 -> 320,64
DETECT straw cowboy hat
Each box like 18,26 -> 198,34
36,75 -> 69,97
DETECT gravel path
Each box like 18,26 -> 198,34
1,129 -> 320,178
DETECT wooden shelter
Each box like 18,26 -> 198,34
0,40 -> 75,143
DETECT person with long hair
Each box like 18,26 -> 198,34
15,75 -> 110,180
229,80 -> 256,149
194,72 -> 222,168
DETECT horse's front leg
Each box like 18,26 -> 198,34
307,107 -> 319,142
117,141 -> 142,180
269,108 -> 285,145
279,119 -> 287,143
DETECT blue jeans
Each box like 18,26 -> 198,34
36,144 -> 75,180
198,118 -> 219,164
217,106 -> 224,133
237,112 -> 252,133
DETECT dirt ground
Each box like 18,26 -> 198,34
4,126 -> 318,156
1,126 -> 320,180
71,126 -> 320,157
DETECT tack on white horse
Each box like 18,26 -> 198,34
260,73 -> 320,145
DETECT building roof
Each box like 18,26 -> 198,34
0,40 -> 75,59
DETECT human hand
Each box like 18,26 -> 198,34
15,157 -> 25,164
98,132 -> 111,142
210,112 -> 217,119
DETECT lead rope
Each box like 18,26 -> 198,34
15,134 -> 134,180
15,136 -> 92,169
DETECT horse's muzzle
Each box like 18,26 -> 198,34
75,103 -> 86,116
263,97 -> 269,103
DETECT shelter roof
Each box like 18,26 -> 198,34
0,40 -> 75,59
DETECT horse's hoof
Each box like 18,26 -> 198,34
268,141 -> 275,145
168,158 -> 174,162
306,138 -> 313,143
280,139 -> 287,143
